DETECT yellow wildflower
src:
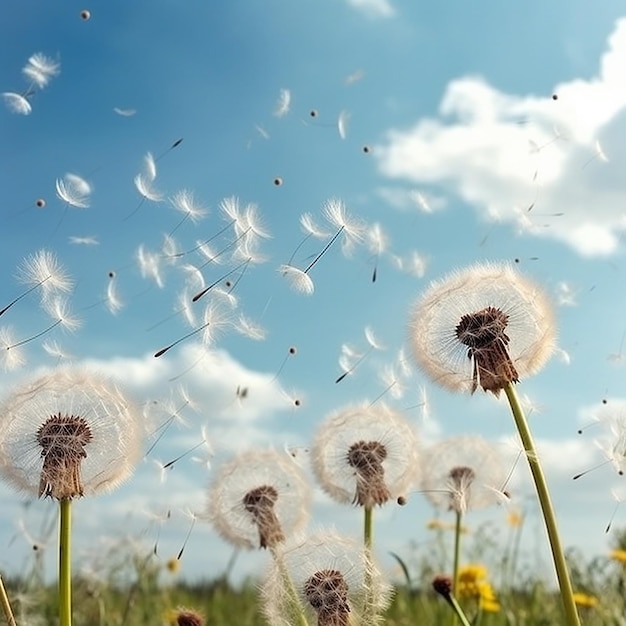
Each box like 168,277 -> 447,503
610,549 -> 626,564
573,592 -> 598,609
506,510 -> 523,527
457,565 -> 500,612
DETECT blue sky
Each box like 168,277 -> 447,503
2,0 -> 626,586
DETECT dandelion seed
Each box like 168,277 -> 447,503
113,106 -> 136,118
207,449 -> 310,550
273,177 -> 283,186
337,110 -> 350,139
2,250 -> 73,317
0,327 -> 26,371
55,173 -> 91,209
365,222 -> 388,282
362,145 -> 371,153
2,92 -> 32,115
80,9 -> 91,20
154,302 -> 230,357
22,53 -> 60,91
169,189 -> 207,235
68,235 -> 99,245
274,88 -> 291,117
271,345 -> 298,381
278,264 -> 315,295
335,326 -> 384,383
408,262 -> 555,395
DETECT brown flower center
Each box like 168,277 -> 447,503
304,569 -> 350,626
242,485 -> 285,549
37,413 -> 93,500
455,306 -> 519,394
346,440 -> 390,507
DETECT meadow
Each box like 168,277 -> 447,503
3,4 -> 626,626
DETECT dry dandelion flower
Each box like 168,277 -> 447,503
311,402 -> 420,509
0,369 -> 144,500
207,449 -> 310,550
420,436 -> 508,514
408,262 -> 555,396
262,530 -> 391,626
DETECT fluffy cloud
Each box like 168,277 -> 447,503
375,18 -> 626,257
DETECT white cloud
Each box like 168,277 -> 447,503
375,17 -> 626,257
346,0 -> 395,18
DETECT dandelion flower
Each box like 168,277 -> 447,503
262,530 -> 391,626
0,369 -> 144,500
408,262 -> 555,395
572,593 -> 598,609
207,449 -> 310,550
421,436 -> 508,514
311,402 -> 420,509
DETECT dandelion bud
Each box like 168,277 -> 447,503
432,575 -> 453,601
172,608 -> 204,626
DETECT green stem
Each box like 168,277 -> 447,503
504,383 -> 581,626
0,573 -> 17,626
59,499 -> 72,626
452,509 -> 463,595
446,593 -> 473,626
449,509 -> 463,626
363,506 -> 375,621
270,548 -> 309,626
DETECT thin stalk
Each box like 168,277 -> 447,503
59,498 -> 72,626
0,573 -> 17,626
449,509 -> 463,626
452,509 -> 463,594
504,382 -> 581,626
270,548 -> 309,626
363,506 -> 377,624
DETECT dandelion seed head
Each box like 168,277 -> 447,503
261,530 -> 391,626
311,402 -> 420,508
208,449 -> 310,550
408,262 -> 555,395
0,369 -> 144,498
421,436 -> 508,513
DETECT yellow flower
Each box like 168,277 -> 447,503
478,583 -> 501,613
457,565 -> 500,612
573,592 -> 598,609
610,549 -> 626,564
506,510 -> 523,527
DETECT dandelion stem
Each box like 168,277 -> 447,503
0,573 -> 17,626
504,382 -> 581,626
270,548 -> 309,626
452,509 -> 463,624
363,506 -> 376,622
447,594 -> 472,626
59,498 -> 72,626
